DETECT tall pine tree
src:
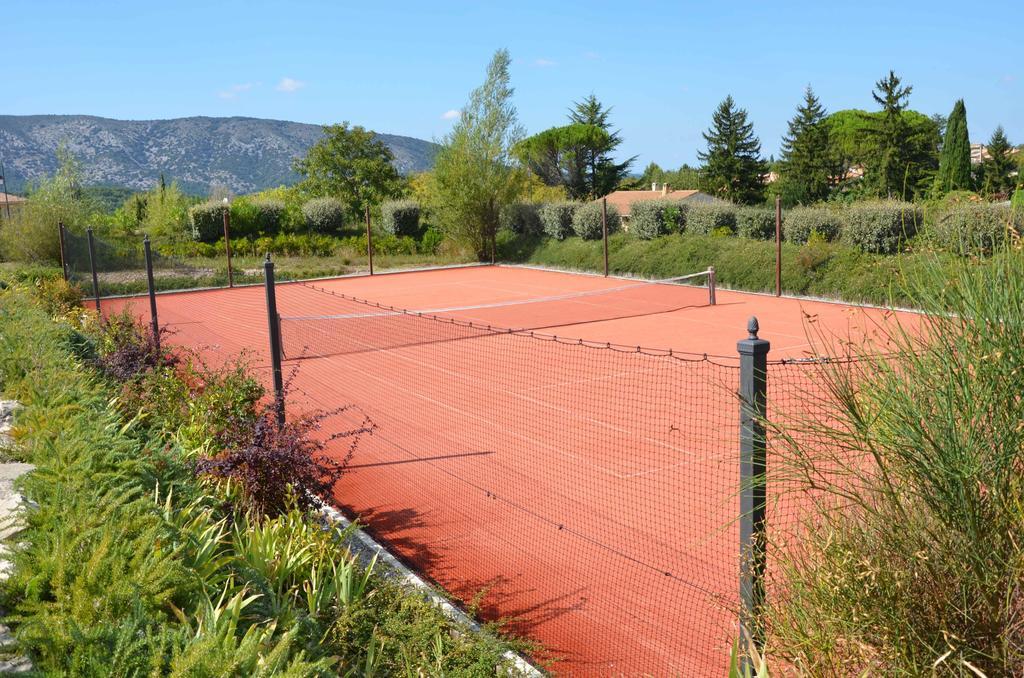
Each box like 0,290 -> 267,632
934,99 -> 972,194
778,86 -> 834,204
697,96 -> 767,205
567,95 -> 635,196
980,126 -> 1016,197
863,70 -> 932,199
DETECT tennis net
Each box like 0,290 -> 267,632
279,268 -> 717,360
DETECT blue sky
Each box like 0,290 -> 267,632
5,1 -> 1021,168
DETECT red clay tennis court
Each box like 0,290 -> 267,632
101,264 -> 913,675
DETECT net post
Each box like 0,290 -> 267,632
602,198 -> 609,277
708,266 -> 717,306
263,254 -> 286,427
223,200 -> 234,288
365,205 -> 374,275
143,236 -> 160,350
57,221 -> 69,282
738,316 -> 769,666
86,227 -> 101,313
775,196 -> 782,297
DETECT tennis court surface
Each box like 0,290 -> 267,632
102,264 -> 914,675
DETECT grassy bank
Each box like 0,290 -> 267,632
501,231 -> 1004,308
0,282 -> 524,675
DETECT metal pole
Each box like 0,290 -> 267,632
365,205 -> 374,275
0,160 -> 11,220
57,221 -> 69,282
708,266 -> 717,306
223,202 -> 234,288
263,254 -> 285,427
143,236 -> 159,351
602,198 -> 609,277
738,317 -> 770,666
775,197 -> 782,297
86,227 -> 101,313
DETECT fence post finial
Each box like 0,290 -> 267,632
747,316 -> 760,339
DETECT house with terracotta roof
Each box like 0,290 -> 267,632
600,183 -> 718,219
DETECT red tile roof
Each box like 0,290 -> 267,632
600,189 -> 712,217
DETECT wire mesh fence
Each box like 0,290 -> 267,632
97,263 -> 872,675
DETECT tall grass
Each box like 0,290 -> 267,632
763,246 -> 1024,675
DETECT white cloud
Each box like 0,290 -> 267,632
533,58 -> 556,67
441,109 -> 461,120
276,77 -> 306,93
218,83 -> 255,100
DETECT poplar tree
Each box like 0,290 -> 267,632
934,99 -> 972,194
697,96 -> 767,205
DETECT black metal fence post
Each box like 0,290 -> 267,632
86,227 -> 101,313
57,221 -> 69,282
143,236 -> 160,350
738,316 -> 770,665
263,254 -> 285,427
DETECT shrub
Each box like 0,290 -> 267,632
687,203 -> 737,235
94,310 -> 174,381
842,201 -> 920,254
572,201 -> 621,240
735,207 -> 776,240
629,200 -> 686,239
928,203 -> 1016,256
784,206 -> 843,244
380,199 -> 421,236
499,203 -> 542,235
419,227 -> 446,254
301,197 -> 346,234
189,201 -> 225,242
539,202 -> 578,240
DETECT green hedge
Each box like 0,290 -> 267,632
735,207 -> 775,240
842,201 -> 921,254
499,203 -> 542,235
301,197 -> 346,233
539,201 -> 578,240
380,199 -> 421,236
784,206 -> 843,244
687,203 -> 736,235
188,201 -> 225,242
927,204 -> 1017,256
629,200 -> 686,240
572,201 -> 621,240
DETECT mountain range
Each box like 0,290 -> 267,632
0,115 -> 438,195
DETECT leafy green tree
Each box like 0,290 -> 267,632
293,122 -> 404,217
513,123 -> 611,199
430,49 -> 527,258
697,95 -> 767,204
142,179 -> 191,243
861,71 -> 939,199
979,126 -> 1016,197
933,99 -> 972,194
778,86 -> 835,204
567,95 -> 635,197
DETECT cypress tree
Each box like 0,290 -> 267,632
934,99 -> 972,194
980,126 -> 1016,197
779,86 -> 833,204
697,95 -> 767,205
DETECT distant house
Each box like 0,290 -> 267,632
0,192 -> 27,218
600,184 -> 717,219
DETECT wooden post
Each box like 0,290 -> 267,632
602,198 -> 609,277
365,205 -> 374,275
223,200 -> 234,288
775,197 -> 782,297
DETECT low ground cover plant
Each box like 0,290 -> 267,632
0,279 -> 525,674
